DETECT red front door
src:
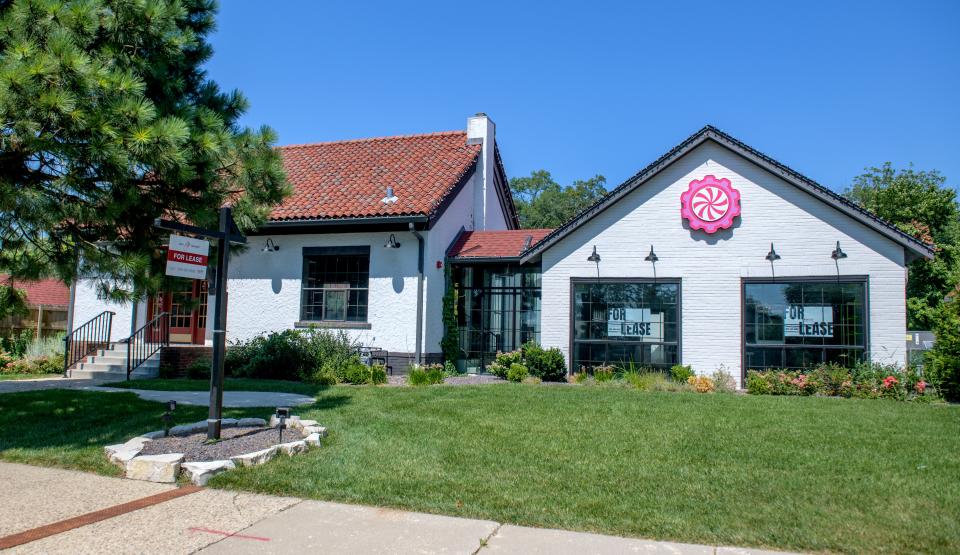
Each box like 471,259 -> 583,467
148,280 -> 208,344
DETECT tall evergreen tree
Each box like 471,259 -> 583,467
0,0 -> 289,306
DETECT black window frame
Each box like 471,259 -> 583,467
569,277 -> 682,373
300,246 -> 371,324
740,275 -> 870,382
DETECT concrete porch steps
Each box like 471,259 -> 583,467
69,343 -> 160,380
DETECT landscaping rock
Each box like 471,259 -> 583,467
237,417 -> 267,427
230,445 -> 278,467
269,415 -> 301,428
296,419 -> 317,429
303,425 -> 328,437
169,421 -> 207,437
304,433 -> 322,447
142,430 -> 167,440
278,440 -> 307,456
125,453 -> 184,483
105,436 -> 152,466
181,460 -> 236,486
221,418 -> 239,428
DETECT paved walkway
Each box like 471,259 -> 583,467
0,462 -> 798,555
0,376 -> 112,394
88,387 -> 315,407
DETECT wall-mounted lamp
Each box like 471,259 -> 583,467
644,245 -> 658,263
766,242 -> 780,280
261,238 -> 280,253
384,233 -> 401,249
587,245 -> 601,281
831,241 -> 847,260
765,243 -> 781,262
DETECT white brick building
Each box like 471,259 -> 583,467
69,123 -> 931,384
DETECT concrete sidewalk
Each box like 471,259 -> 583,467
0,462 -> 797,555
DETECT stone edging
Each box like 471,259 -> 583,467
104,416 -> 328,485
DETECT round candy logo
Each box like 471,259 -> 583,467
680,175 -> 741,233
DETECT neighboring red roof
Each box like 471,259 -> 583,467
271,131 -> 481,221
447,229 -> 554,259
0,276 -> 70,307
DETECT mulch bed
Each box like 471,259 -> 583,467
139,427 -> 288,462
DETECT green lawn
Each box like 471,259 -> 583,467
1,385 -> 957,553
104,377 -> 329,396
0,390 -> 261,475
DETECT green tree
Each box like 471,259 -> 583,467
925,299 -> 960,401
510,170 -> 606,229
844,163 -> 959,329
0,0 -> 289,308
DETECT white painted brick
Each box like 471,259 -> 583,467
540,142 -> 908,386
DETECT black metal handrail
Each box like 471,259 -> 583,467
126,312 -> 169,380
63,311 -> 115,377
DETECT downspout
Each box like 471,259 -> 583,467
410,223 -> 425,365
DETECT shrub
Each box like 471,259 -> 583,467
593,365 -> 614,382
626,371 -> 671,391
23,333 -> 64,359
408,364 -> 445,386
687,375 -> 715,393
506,363 -> 528,383
522,375 -> 542,385
487,350 -> 523,379
2,354 -> 62,375
0,329 -> 32,359
744,363 -> 936,402
670,364 -> 694,383
926,299 -> 960,402
185,358 -> 211,379
522,342 -> 566,382
745,371 -> 771,395
711,366 -> 736,393
226,328 -> 357,383
569,370 -> 589,384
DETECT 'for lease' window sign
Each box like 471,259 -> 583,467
607,308 -> 663,342
784,305 -> 834,337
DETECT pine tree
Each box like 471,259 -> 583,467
0,0 -> 289,305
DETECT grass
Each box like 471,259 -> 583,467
0,390 -> 261,475
0,385 -> 957,552
103,377 -> 330,396
0,373 -> 60,381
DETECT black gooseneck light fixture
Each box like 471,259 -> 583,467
766,242 -> 781,280
384,233 -> 401,249
831,240 -> 847,282
261,238 -> 279,253
644,245 -> 658,282
587,245 -> 601,282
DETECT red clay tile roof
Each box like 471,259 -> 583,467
447,229 -> 554,259
0,276 -> 70,307
271,131 -> 481,221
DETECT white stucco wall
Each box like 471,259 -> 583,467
71,280 -> 136,343
539,141 -> 908,384
227,231 -> 420,353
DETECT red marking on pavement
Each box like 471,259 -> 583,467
189,527 -> 271,542
0,485 -> 203,550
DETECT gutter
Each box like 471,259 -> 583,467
258,215 -> 428,232
410,223 -> 425,365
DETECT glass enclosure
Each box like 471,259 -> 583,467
452,263 -> 541,373
572,280 -> 680,371
743,279 -> 867,370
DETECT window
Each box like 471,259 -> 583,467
301,246 -> 370,322
452,263 -> 541,373
743,279 -> 867,371
572,280 -> 680,371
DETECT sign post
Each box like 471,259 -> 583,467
155,207 -> 246,440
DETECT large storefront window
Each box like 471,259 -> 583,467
452,263 -> 541,373
572,280 -> 680,371
743,279 -> 867,370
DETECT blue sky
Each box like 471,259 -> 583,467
206,1 -> 960,193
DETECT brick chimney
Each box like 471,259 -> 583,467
466,113 -> 496,230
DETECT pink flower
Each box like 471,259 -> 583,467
882,376 -> 899,389
915,380 -> 927,394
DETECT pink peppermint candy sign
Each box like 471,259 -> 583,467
680,175 -> 741,233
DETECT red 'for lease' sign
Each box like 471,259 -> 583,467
165,234 -> 210,279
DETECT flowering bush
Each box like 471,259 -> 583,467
687,375 -> 715,393
746,363 -> 937,402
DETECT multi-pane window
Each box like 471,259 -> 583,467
572,280 -> 680,371
452,263 -> 541,373
300,246 -> 370,322
743,279 -> 867,370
